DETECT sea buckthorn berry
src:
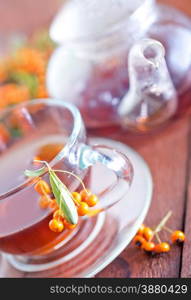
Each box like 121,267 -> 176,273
39,195 -> 50,209
49,199 -> 58,210
78,202 -> 89,216
72,192 -> 82,203
80,189 -> 91,202
37,84 -> 48,98
0,84 -> 29,108
155,242 -> 170,253
34,180 -> 51,195
0,124 -> 10,143
171,230 -> 185,244
133,235 -> 146,248
137,224 -> 145,236
63,219 -> 77,230
142,241 -> 155,252
53,209 -> 64,220
49,219 -> 64,233
142,227 -> 153,241
86,194 -> 99,207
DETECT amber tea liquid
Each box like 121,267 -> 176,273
0,135 -> 87,255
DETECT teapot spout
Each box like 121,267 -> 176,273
118,38 -> 177,132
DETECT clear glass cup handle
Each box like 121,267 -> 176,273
77,144 -> 134,210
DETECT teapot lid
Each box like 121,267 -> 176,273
50,0 -> 147,44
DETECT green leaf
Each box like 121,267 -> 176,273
49,170 -> 78,225
10,127 -> 22,138
31,30 -> 56,51
9,71 -> 38,98
24,166 -> 46,178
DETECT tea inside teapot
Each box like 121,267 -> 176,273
47,0 -> 191,130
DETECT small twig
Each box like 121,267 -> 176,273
153,211 -> 172,235
156,232 -> 162,244
163,226 -> 173,233
34,159 -> 50,171
71,197 -> 81,207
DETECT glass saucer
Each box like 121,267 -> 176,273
0,138 -> 153,277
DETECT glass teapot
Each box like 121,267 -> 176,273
47,0 -> 191,131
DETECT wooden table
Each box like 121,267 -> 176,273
96,0 -> 191,278
95,107 -> 191,278
1,0 -> 191,278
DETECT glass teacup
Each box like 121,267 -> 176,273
0,98 -> 133,271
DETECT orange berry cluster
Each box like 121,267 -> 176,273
12,47 -> 46,77
133,223 -> 185,256
35,179 -> 56,209
34,180 -> 99,233
0,124 -> 10,144
0,83 -> 30,110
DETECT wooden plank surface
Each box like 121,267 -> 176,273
97,0 -> 191,278
96,115 -> 190,278
159,0 -> 191,16
181,118 -> 191,278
